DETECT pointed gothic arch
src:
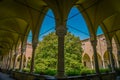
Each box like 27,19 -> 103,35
83,53 -> 91,68
103,51 -> 110,68
92,53 -> 103,68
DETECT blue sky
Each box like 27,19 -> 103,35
27,7 -> 103,42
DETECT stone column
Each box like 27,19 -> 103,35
56,26 -> 67,78
19,46 -> 26,71
2,56 -> 5,69
91,60 -> 94,69
107,47 -> 115,72
30,40 -> 38,73
90,40 -> 100,74
8,51 -> 13,70
6,54 -> 10,70
0,56 -> 3,68
117,50 -> 120,68
12,50 -> 18,70
2,56 -> 7,69
102,59 -> 105,69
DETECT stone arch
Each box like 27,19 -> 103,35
38,9 -> 55,41
103,50 -> 117,68
103,51 -> 110,68
112,54 -> 117,68
92,53 -> 103,68
112,36 -> 119,68
82,53 -> 91,68
114,34 -> 120,67
16,54 -> 26,69
67,7 -> 90,39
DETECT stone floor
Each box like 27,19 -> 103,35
116,76 -> 120,80
0,72 -> 120,80
0,72 -> 14,80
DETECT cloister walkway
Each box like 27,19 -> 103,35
0,72 -> 14,80
0,72 -> 120,80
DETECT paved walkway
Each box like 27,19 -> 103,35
116,76 -> 120,80
0,72 -> 14,80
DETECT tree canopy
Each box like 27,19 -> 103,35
32,32 -> 84,75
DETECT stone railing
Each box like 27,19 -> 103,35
10,71 -> 116,80
11,71 -> 56,80
67,72 -> 116,80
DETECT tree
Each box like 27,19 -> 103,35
34,32 -> 84,75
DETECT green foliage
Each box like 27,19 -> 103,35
44,69 -> 57,76
99,68 -> 110,73
22,68 -> 30,72
80,68 -> 95,75
30,32 -> 84,76
66,69 -> 80,76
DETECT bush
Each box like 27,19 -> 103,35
22,68 -> 30,72
66,69 -> 80,76
80,68 -> 95,75
44,69 -> 56,76
34,69 -> 56,76
15,69 -> 19,71
99,68 -> 110,73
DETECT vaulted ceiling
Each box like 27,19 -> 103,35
0,0 -> 120,55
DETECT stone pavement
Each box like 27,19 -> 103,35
116,76 -> 120,80
0,72 -> 14,80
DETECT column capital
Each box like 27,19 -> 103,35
107,46 -> 112,52
117,50 -> 120,55
21,46 -> 26,54
15,49 -> 18,55
32,39 -> 38,48
56,26 -> 67,36
90,40 -> 97,47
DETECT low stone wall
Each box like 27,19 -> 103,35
11,71 -> 116,80
66,72 -> 116,80
11,71 -> 46,80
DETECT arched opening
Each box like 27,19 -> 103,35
67,7 -> 90,40
16,54 -> 26,69
113,54 -> 117,68
96,26 -> 103,36
25,30 -> 32,71
96,26 -> 105,54
64,6 -> 90,75
113,30 -> 120,68
112,37 -> 118,68
27,30 -> 32,43
96,26 -> 106,69
92,53 -> 103,69
23,55 -> 26,68
82,53 -> 91,68
34,9 -> 56,74
103,51 -> 110,68
38,9 -> 55,41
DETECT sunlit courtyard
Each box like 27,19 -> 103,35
0,0 -> 120,80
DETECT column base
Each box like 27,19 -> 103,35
29,71 -> 34,74
19,69 -> 22,72
111,70 -> 116,73
55,72 -> 67,79
12,69 -> 15,71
